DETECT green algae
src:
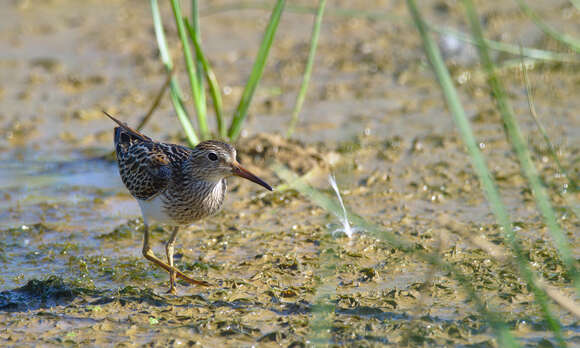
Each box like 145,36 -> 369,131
0,276 -> 97,312
0,1 -> 578,346
97,219 -> 143,241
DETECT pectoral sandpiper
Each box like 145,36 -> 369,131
105,112 -> 272,294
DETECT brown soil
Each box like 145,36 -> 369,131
0,0 -> 578,346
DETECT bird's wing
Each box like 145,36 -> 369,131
116,141 -> 174,200
107,110 -> 194,200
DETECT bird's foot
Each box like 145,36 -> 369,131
142,248 -> 211,287
181,276 -> 211,287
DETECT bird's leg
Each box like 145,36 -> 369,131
165,226 -> 179,294
142,224 -> 210,288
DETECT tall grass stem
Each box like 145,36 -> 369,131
408,0 -> 565,343
170,0 -> 210,140
307,244 -> 338,345
151,0 -> 199,145
185,19 -> 227,139
463,0 -> 579,297
227,0 -> 286,141
191,0 -> 206,113
286,0 -> 326,138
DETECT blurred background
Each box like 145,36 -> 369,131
0,0 -> 578,346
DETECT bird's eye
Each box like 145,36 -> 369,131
207,152 -> 218,161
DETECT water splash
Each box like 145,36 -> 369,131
328,175 -> 359,238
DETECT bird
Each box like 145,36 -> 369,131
104,111 -> 272,294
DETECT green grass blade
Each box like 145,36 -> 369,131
152,0 -> 172,70
572,0 -> 580,11
463,0 -> 579,297
407,0 -> 566,344
191,0 -> 207,121
227,0 -> 286,141
407,0 -> 512,233
286,0 -> 326,138
171,89 -> 200,146
463,1 -> 575,344
307,240 -> 338,346
150,0 -> 199,145
273,164 -> 520,348
169,0 -> 209,140
184,19 -> 226,139
516,0 -> 580,53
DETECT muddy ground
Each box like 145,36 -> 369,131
0,0 -> 579,346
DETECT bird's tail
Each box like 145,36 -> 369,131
103,111 -> 152,146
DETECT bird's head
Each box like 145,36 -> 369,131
190,140 -> 272,191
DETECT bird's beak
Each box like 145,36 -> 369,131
232,162 -> 273,191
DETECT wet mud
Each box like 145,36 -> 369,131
1,0 -> 579,346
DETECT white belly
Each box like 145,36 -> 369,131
137,196 -> 173,225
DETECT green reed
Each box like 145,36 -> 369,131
407,0 -> 574,345
463,0 -> 579,297
190,0 -> 206,119
307,239 -> 338,345
184,18 -> 226,139
169,0 -> 209,139
150,0 -> 285,144
227,0 -> 285,141
151,0 -> 198,145
286,0 -> 326,138
152,1 -> 578,146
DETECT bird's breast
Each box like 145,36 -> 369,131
160,178 -> 227,225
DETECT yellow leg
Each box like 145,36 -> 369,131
165,226 -> 179,294
142,224 -> 210,289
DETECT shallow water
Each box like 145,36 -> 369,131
1,0 -> 579,346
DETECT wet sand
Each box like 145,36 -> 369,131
0,0 -> 579,346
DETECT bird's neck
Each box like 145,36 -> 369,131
187,173 -> 223,189
186,177 -> 226,201
179,161 -> 227,205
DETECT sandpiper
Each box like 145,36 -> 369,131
105,112 -> 272,294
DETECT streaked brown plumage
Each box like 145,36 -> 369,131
105,112 -> 272,294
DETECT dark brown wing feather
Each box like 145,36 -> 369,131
106,112 -> 192,200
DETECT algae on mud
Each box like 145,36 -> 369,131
1,0 -> 579,346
